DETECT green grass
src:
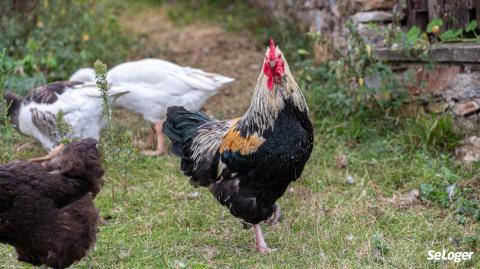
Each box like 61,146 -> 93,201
0,111 -> 479,268
1,1 -> 479,268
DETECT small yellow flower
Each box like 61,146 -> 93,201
82,33 -> 90,42
36,21 -> 44,28
358,77 -> 364,86
432,25 -> 440,34
365,44 -> 372,57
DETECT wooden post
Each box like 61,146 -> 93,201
408,0 -> 429,30
476,0 -> 480,25
443,0 -> 469,29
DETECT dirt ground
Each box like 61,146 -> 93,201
121,6 -> 264,119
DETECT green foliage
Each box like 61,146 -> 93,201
0,50 -> 19,161
402,115 -> 461,151
94,60 -> 115,159
0,0 -> 131,94
391,25 -> 430,53
0,50 -> 8,123
405,26 -> 422,47
371,233 -> 390,256
466,20 -> 478,33
424,18 -> 480,42
94,60 -> 110,122
55,109 -> 73,145
420,183 -> 449,206
427,18 -> 443,33
421,181 -> 480,224
299,21 -> 407,122
93,59 -> 135,201
439,29 -> 464,42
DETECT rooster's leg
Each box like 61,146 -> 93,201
253,224 -> 274,253
134,126 -> 155,149
266,204 -> 281,227
29,144 -> 64,163
142,121 -> 165,156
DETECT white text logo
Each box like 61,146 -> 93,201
427,250 -> 474,263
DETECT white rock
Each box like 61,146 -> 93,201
352,11 -> 393,23
188,191 -> 200,199
346,175 -> 354,184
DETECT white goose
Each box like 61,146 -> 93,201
70,58 -> 234,156
4,81 -> 128,161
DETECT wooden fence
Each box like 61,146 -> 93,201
407,0 -> 480,31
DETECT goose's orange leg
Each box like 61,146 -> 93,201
141,121 -> 165,157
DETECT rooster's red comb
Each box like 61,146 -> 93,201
268,37 -> 276,59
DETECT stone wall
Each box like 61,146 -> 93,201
248,0 -> 400,58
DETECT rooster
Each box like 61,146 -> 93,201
163,38 -> 313,253
0,139 -> 104,268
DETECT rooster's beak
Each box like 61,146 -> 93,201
269,60 -> 276,68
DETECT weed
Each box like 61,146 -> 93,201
371,232 -> 390,256
402,115 -> 462,152
93,59 -> 137,205
0,50 -> 19,161
54,109 -> 73,145
94,60 -> 115,159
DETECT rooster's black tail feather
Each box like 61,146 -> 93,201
163,106 -> 211,158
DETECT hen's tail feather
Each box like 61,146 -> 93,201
163,106 -> 211,159
46,193 -> 98,269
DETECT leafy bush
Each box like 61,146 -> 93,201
402,115 -> 461,151
0,50 -> 20,161
298,22 -> 407,125
0,0 -> 131,94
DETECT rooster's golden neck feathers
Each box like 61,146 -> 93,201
237,41 -> 307,136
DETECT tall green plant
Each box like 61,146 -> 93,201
0,50 -> 17,161
94,60 -> 115,159
93,59 -> 138,204
55,109 -> 73,145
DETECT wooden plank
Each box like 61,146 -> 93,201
477,0 -> 480,24
468,0 -> 475,9
443,0 -> 470,29
408,0 -> 429,30
374,43 -> 480,64
428,0 -> 442,21
455,0 -> 470,28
